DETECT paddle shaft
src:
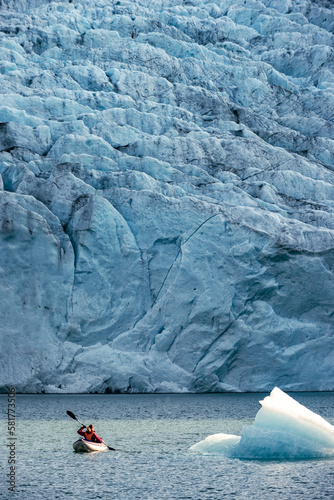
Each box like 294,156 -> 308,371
76,417 -> 86,428
102,440 -> 115,451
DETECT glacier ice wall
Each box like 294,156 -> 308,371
190,387 -> 334,459
1,0 -> 334,393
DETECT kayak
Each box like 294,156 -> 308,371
73,438 -> 108,453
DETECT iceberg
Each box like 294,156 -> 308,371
190,388 -> 334,459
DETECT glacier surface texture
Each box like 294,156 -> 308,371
1,0 -> 334,393
190,387 -> 334,459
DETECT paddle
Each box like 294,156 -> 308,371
66,410 -> 115,450
101,439 -> 115,451
67,410 -> 86,428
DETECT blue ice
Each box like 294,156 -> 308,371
190,388 -> 334,459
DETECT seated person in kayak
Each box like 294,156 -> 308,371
77,424 -> 103,443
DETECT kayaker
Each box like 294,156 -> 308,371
78,424 -> 103,443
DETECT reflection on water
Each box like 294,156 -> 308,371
1,393 -> 334,499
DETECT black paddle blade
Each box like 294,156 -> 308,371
66,410 -> 77,420
108,446 -> 116,451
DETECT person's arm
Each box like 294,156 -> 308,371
77,426 -> 86,437
92,432 -> 103,443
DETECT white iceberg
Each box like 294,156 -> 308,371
190,388 -> 334,459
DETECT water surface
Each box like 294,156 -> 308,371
1,393 -> 334,499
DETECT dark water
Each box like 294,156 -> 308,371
1,393 -> 334,499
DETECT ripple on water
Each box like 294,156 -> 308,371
1,393 -> 334,499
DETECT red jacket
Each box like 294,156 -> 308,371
78,426 -> 103,443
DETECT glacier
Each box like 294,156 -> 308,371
1,0 -> 334,393
190,387 -> 334,459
